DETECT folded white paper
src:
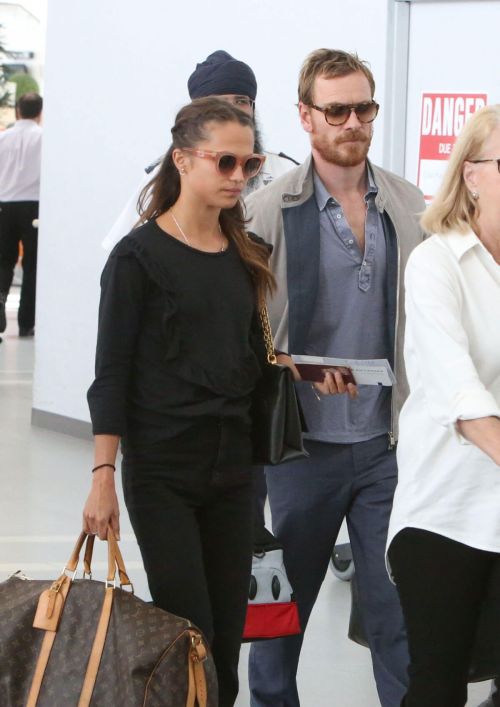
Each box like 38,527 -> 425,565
291,355 -> 396,386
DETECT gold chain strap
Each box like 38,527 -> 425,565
259,305 -> 277,364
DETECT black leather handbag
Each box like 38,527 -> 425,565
251,306 -> 308,466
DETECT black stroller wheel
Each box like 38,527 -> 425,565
329,542 -> 355,581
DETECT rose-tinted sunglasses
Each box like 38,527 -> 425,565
183,148 -> 266,178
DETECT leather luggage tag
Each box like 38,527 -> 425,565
33,574 -> 70,631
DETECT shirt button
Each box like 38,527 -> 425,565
336,213 -> 342,219
348,239 -> 354,245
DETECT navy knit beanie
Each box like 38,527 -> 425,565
187,50 -> 257,101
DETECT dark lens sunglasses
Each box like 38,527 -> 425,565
183,148 -> 266,178
309,100 -> 379,126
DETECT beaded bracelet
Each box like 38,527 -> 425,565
92,463 -> 116,473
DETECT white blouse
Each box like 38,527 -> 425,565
387,230 -> 500,557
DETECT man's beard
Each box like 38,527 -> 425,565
312,128 -> 372,167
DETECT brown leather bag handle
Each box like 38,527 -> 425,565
78,528 -> 132,707
65,531 -> 88,573
28,528 -> 132,707
83,534 -> 94,576
105,528 -> 131,587
65,528 -> 132,587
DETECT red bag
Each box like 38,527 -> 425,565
244,601 -> 300,640
243,531 -> 301,641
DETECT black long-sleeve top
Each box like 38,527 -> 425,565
87,221 -> 266,445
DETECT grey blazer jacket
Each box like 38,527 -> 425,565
244,154 -> 426,441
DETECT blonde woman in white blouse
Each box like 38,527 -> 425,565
387,104 -> 500,707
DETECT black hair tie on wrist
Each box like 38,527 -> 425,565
92,463 -> 116,473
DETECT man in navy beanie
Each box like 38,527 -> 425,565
187,50 -> 257,105
103,50 -> 297,250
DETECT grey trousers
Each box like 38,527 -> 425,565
249,434 -> 408,707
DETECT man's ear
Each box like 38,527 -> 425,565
298,101 -> 313,134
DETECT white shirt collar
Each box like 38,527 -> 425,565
443,230 -> 483,261
14,119 -> 39,129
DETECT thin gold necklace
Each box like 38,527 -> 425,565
170,212 -> 225,252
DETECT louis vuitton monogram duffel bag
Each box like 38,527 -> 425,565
0,528 -> 217,706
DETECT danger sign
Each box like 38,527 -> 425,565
417,93 -> 487,200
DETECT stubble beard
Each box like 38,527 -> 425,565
311,128 -> 372,167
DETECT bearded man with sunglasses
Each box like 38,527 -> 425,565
245,49 -> 426,707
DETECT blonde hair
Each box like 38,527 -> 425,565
298,49 -> 375,106
421,104 -> 500,234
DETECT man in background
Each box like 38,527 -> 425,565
102,50 -> 298,251
0,92 -> 42,338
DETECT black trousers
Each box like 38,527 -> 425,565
0,200 -> 38,330
122,418 -> 255,707
388,527 -> 500,707
253,465 -> 267,529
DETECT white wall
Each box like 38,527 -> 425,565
404,0 -> 500,188
33,0 -> 393,423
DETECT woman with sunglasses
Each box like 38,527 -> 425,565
83,97 -> 273,707
387,104 -> 500,706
